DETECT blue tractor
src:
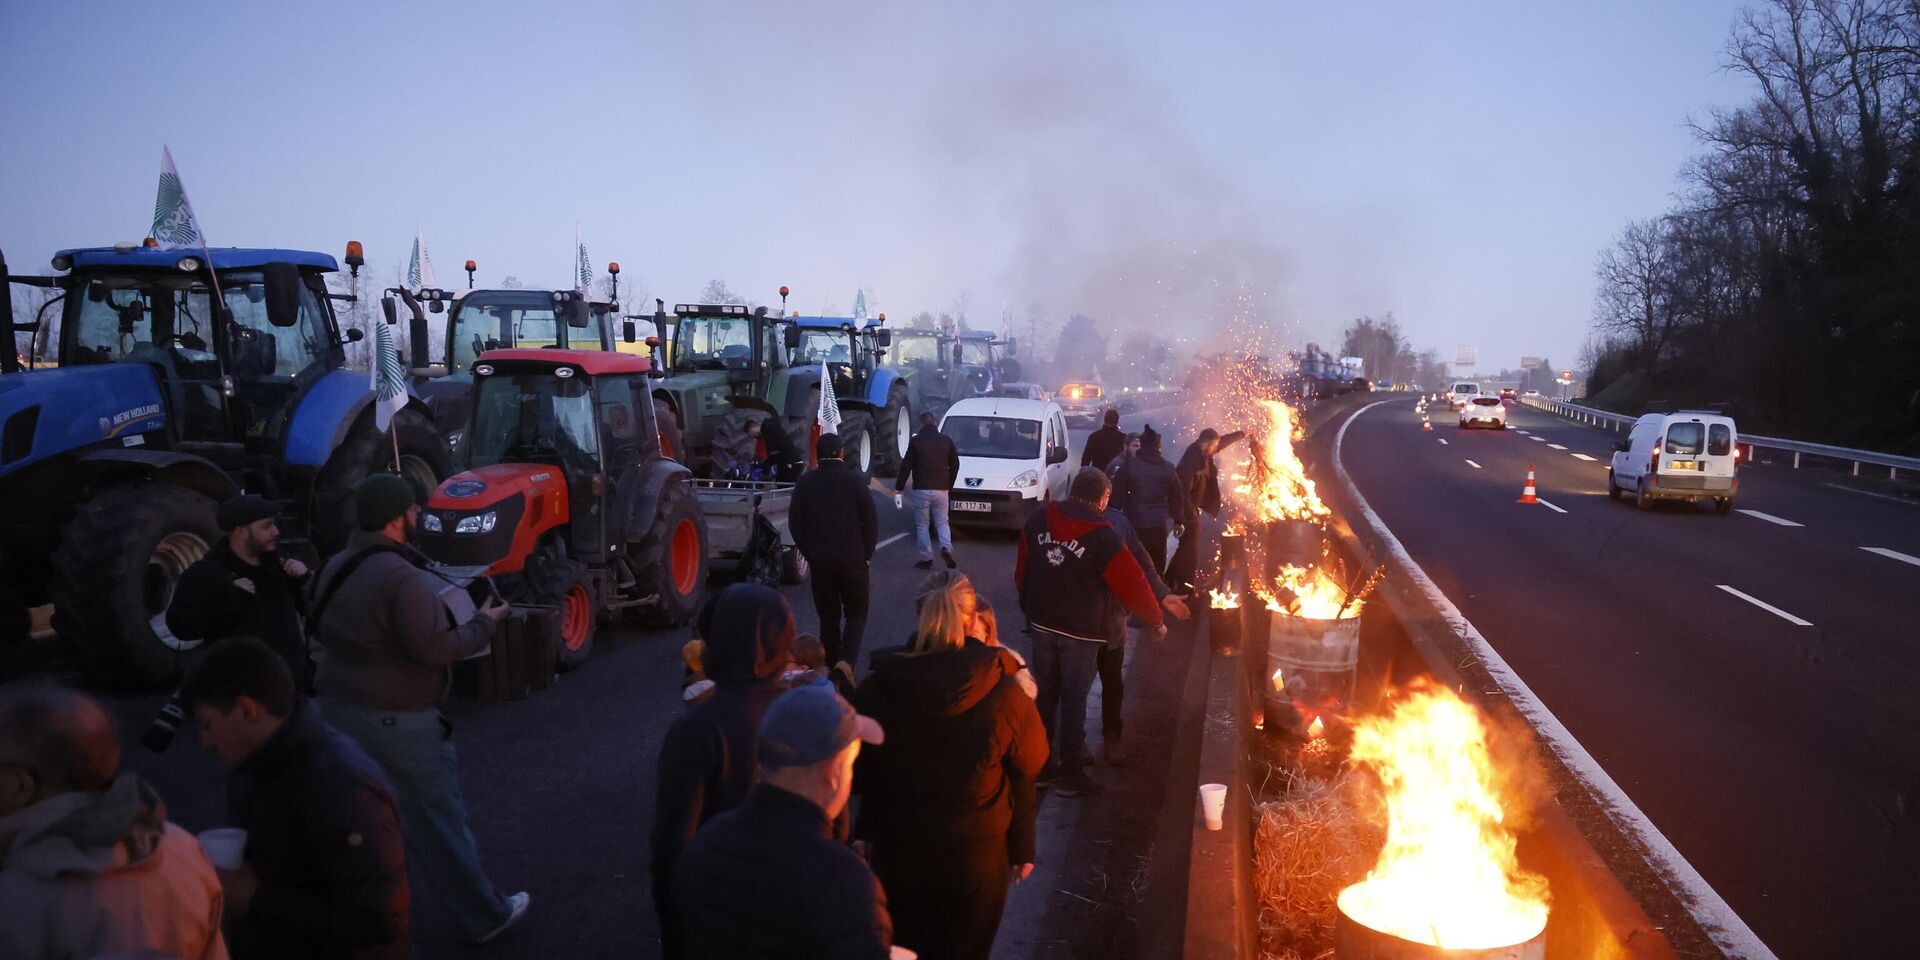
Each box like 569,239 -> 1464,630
785,316 -> 911,476
954,329 -> 1022,400
1,243 -> 449,687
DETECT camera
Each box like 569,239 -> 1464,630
141,690 -> 189,754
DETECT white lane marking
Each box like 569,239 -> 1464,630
1528,435 -> 1547,442
1534,497 -> 1568,514
877,532 -> 909,550
1513,429 -> 1530,434
1464,459 -> 1482,469
1571,453 -> 1598,462
1548,443 -> 1568,450
1862,546 -> 1920,569
1735,509 -> 1803,528
1336,401 -> 1778,960
1716,585 -> 1813,627
1437,438 -> 1449,445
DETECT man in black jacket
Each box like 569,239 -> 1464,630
1168,427 -> 1247,591
167,495 -> 313,688
182,638 -> 408,960
677,684 -> 890,959
1110,424 -> 1190,576
894,412 -> 960,570
790,434 -> 879,672
1079,409 -> 1125,477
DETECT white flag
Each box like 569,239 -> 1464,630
149,146 -> 204,250
816,361 -> 841,436
575,226 -> 593,292
407,229 -> 438,291
371,317 -> 409,432
853,289 -> 868,320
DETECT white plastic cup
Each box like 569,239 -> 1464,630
1199,783 -> 1228,831
198,827 -> 248,870
890,947 -> 919,960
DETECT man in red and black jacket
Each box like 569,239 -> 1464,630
1016,467 -> 1182,796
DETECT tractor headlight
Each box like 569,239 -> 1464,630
453,511 -> 497,535
177,256 -> 202,272
422,512 -> 443,533
1011,469 -> 1040,488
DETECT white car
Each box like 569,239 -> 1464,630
1445,381 -> 1482,409
941,397 -> 1073,528
993,382 -> 1050,401
1608,411 -> 1739,513
1458,396 -> 1508,429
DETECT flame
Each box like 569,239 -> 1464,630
1270,667 -> 1286,692
1259,564 -> 1362,619
1307,715 -> 1326,738
1232,399 -> 1329,523
1337,685 -> 1549,949
1208,588 -> 1242,610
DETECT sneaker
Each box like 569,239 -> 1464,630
1104,740 -> 1131,767
832,660 -> 858,691
476,891 -> 530,943
1054,772 -> 1104,797
943,549 -> 957,569
1036,761 -> 1058,788
914,559 -> 933,570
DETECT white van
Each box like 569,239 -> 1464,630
1608,411 -> 1740,513
940,396 -> 1073,528
1446,382 -> 1482,409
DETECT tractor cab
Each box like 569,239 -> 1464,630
786,316 -> 890,406
954,329 -> 1021,398
651,299 -> 821,477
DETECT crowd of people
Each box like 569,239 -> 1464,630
0,407 -> 1230,960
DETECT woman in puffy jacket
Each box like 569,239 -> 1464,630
852,572 -> 1048,960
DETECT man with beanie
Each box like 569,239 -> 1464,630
1168,426 -> 1247,591
651,583 -> 797,957
675,685 -> 891,959
168,494 -> 313,688
1079,408 -> 1126,477
1017,468 -> 1182,796
309,473 -> 526,945
894,411 -> 959,570
1110,424 -> 1190,576
790,433 -> 878,676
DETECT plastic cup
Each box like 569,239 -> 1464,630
198,827 -> 248,870
890,947 -> 919,960
1199,783 -> 1228,831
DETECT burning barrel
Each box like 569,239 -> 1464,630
1332,910 -> 1545,960
1266,612 -> 1360,723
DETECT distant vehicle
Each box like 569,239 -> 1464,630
1523,389 -> 1541,397
994,382 -> 1049,401
1607,412 -> 1739,513
1498,388 -> 1517,402
941,397 -> 1072,529
1445,381 -> 1482,409
1057,381 -> 1105,422
1458,396 -> 1508,429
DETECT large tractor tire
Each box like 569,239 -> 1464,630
310,408 -> 450,555
873,384 -> 912,477
49,484 -> 219,689
837,411 -> 876,478
529,553 -> 597,670
628,480 -> 708,628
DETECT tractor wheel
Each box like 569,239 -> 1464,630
874,384 -> 911,477
530,554 -> 597,670
49,484 -> 219,689
837,411 -> 876,478
628,480 -> 708,628
310,408 -> 450,555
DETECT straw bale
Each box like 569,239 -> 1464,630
1252,769 -> 1382,960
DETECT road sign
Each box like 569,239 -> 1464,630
1521,356 -> 1543,370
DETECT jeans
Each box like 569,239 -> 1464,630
908,489 -> 952,561
809,562 -> 871,670
1030,628 -> 1100,773
1097,622 -> 1126,741
319,699 -> 511,941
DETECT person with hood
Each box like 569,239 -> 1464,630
182,639 -> 408,960
895,410 -> 961,570
791,433 -> 879,675
650,583 -> 797,958
167,494 -> 313,688
309,473 -> 523,946
1078,408 -> 1126,477
0,681 -> 228,960
1018,468 -> 1179,796
1110,424 -> 1190,575
676,685 -> 891,959
1167,427 -> 1247,591
854,573 -> 1047,960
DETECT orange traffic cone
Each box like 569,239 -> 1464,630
1421,415 -> 1433,431
1517,463 -> 1538,504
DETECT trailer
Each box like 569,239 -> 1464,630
690,478 -> 807,584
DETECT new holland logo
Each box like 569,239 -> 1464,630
1045,544 -> 1067,567
965,477 -> 982,487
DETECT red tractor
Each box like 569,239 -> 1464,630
415,348 -> 708,668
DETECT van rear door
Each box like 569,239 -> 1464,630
1701,420 -> 1738,480
1659,420 -> 1707,476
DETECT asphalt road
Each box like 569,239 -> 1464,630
104,402 -> 1198,959
1337,398 -> 1920,960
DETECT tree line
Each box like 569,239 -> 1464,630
1588,0 -> 1920,452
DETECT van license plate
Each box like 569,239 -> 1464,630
1669,460 -> 1697,470
953,500 -> 991,512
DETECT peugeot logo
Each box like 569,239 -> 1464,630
965,478 -> 982,487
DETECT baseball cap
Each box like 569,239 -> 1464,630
757,685 -> 883,769
216,495 -> 279,532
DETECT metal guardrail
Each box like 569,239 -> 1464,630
1519,396 -> 1920,479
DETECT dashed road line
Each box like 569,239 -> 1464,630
1862,546 -> 1920,569
1571,453 -> 1598,462
1736,509 -> 1803,528
877,532 -> 909,550
1528,435 -> 1547,442
1437,438 -> 1449,445
1716,585 -> 1813,627
1534,497 -> 1568,514
1465,459 -> 1482,469
1513,429 -> 1530,434
1548,443 -> 1568,450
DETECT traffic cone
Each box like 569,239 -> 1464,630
1421,415 -> 1433,431
1517,463 -> 1538,504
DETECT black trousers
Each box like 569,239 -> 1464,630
809,561 -> 870,670
1165,521 -> 1201,593
1137,524 -> 1170,577
1097,629 -> 1125,741
873,830 -> 1011,960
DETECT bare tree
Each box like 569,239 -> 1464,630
1593,219 -> 1683,387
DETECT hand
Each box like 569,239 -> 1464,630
231,577 -> 256,595
1146,622 -> 1169,642
1162,594 -> 1191,621
852,839 -> 872,862
478,597 -> 510,622
279,557 -> 308,578
217,864 -> 259,916
1011,862 -> 1034,884
894,493 -> 904,509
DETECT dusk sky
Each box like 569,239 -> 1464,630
1,0 -> 1751,373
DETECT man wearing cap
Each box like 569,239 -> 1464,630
167,494 -> 313,688
309,473 -> 526,945
675,685 -> 891,959
789,433 -> 878,678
